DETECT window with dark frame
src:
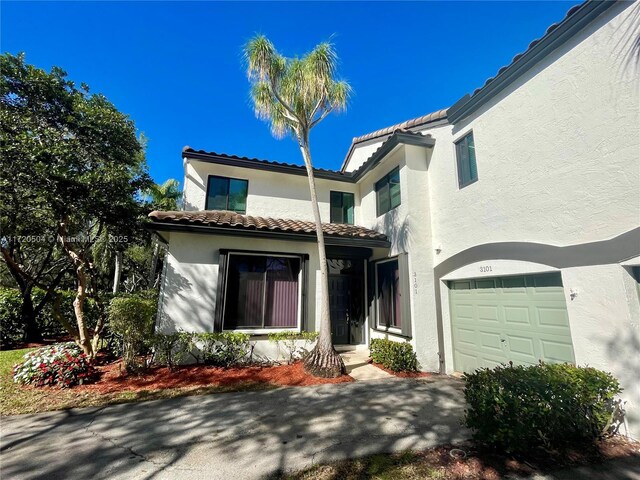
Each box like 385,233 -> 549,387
223,254 -> 301,330
375,167 -> 401,216
455,132 -> 478,188
330,191 -> 355,224
206,176 -> 248,213
376,259 -> 401,329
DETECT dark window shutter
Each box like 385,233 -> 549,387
301,255 -> 309,332
397,252 -> 412,338
214,251 -> 228,332
367,261 -> 376,329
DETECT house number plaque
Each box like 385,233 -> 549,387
413,272 -> 418,294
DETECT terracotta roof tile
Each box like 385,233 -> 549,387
469,1 -> 587,97
149,210 -> 388,241
350,108 -> 448,145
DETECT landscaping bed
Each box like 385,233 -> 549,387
0,348 -> 352,416
371,361 -> 432,378
274,437 -> 640,480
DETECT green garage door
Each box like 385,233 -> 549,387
449,273 -> 574,373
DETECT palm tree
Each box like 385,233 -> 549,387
244,35 -> 351,378
146,179 -> 182,286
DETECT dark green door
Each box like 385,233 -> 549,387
448,273 -> 574,372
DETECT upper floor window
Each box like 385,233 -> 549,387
330,191 -> 354,224
206,175 -> 248,213
455,132 -> 478,188
375,167 -> 401,216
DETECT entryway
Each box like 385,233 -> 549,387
327,258 -> 365,346
336,346 -> 393,380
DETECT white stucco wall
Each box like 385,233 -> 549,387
423,2 -> 640,437
182,159 -> 359,223
427,2 -> 639,261
561,264 -> 640,438
354,143 -> 442,371
157,231 -> 322,335
342,140 -> 386,173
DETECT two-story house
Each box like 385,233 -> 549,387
148,0 -> 639,436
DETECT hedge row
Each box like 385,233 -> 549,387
463,362 -> 623,452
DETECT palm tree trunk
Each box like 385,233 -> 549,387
148,240 -> 159,287
298,137 -> 346,378
112,251 -> 122,294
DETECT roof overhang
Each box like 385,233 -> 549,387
183,149 -> 354,183
145,221 -> 391,248
183,130 -> 435,184
349,130 -> 436,181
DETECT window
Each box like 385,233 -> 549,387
223,254 -> 301,330
330,191 -> 354,224
376,259 -> 401,329
206,176 -> 248,213
455,132 -> 478,188
375,167 -> 401,216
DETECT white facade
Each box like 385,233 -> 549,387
156,1 -> 639,437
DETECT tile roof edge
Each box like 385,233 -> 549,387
339,108 -> 448,172
447,0 -> 617,123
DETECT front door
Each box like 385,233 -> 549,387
329,275 -> 350,344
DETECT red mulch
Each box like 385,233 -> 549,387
420,437 -> 640,478
372,362 -> 433,378
76,360 -> 353,394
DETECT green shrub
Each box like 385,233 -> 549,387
152,332 -> 194,369
268,331 -> 318,364
370,338 -> 418,372
196,332 -> 251,367
151,332 -> 252,368
13,342 -> 96,388
463,362 -> 623,453
108,295 -> 157,372
0,288 -> 23,347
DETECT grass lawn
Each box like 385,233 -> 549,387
273,440 -> 640,480
0,348 -> 351,416
0,348 -> 275,416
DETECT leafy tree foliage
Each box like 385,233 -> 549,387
0,53 -> 152,357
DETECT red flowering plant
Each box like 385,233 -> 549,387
13,342 -> 96,388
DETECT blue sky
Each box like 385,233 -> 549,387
2,1 -> 575,185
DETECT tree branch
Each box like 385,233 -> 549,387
310,105 -> 334,129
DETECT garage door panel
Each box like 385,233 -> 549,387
506,334 -> 536,358
540,338 -> 575,363
449,273 -> 574,373
477,305 -> 499,322
480,332 -> 504,352
454,327 -> 477,347
503,305 -> 532,325
454,351 -> 480,373
536,306 -> 571,328
475,279 -> 497,290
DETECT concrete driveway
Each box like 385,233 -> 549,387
0,377 -> 468,480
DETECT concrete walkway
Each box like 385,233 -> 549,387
339,348 -> 392,381
0,377 -> 467,480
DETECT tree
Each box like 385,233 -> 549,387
244,36 -> 351,377
144,179 -> 182,286
0,53 -> 152,358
